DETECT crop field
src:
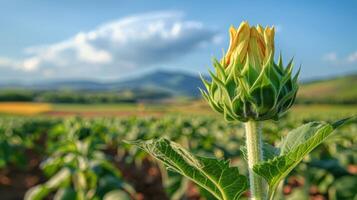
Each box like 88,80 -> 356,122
0,104 -> 356,200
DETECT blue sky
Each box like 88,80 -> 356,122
0,0 -> 356,81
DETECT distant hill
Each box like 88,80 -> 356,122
0,70 -> 356,104
0,70 -> 205,97
109,70 -> 205,97
297,74 -> 357,104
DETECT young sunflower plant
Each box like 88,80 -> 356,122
130,22 -> 350,200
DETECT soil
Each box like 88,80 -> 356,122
0,149 -> 46,200
117,156 -> 169,200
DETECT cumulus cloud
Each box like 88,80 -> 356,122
0,11 -> 218,79
322,52 -> 337,62
0,57 -> 19,68
322,51 -> 357,64
347,51 -> 357,63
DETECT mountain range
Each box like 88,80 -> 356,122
0,71 -> 206,97
0,70 -> 356,103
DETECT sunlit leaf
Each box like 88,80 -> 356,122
253,118 -> 350,200
129,138 -> 248,200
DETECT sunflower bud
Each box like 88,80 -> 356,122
201,21 -> 299,122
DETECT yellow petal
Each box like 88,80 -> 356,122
224,22 -> 250,66
221,22 -> 275,69
236,21 -> 251,39
251,27 -> 266,65
234,23 -> 250,63
230,25 -> 237,37
264,26 -> 275,61
225,26 -> 238,65
257,25 -> 264,35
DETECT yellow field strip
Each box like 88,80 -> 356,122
0,102 -> 52,115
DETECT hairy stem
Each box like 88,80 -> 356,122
245,121 -> 265,200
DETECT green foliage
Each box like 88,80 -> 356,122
0,118 -> 57,168
103,190 -> 131,200
0,89 -> 34,101
26,122 -> 132,200
253,118 -> 350,199
0,89 -> 171,103
0,114 -> 355,199
130,138 -> 248,200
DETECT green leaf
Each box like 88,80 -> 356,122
44,168 -> 71,189
24,185 -> 50,200
332,176 -> 357,200
25,168 -> 71,200
103,190 -> 131,200
253,118 -> 350,200
162,169 -> 189,200
53,187 -> 77,200
129,138 -> 248,200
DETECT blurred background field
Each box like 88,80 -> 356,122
0,1 -> 357,200
0,108 -> 356,200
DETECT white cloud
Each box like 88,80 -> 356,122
322,51 -> 357,65
0,57 -> 29,71
0,11 -> 217,79
0,57 -> 18,68
322,52 -> 337,62
347,51 -> 357,63
23,57 -> 41,71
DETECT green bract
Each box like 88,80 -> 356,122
201,55 -> 299,122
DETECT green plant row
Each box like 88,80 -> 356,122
0,115 -> 356,199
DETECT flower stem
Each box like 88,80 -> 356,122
244,121 -> 265,200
